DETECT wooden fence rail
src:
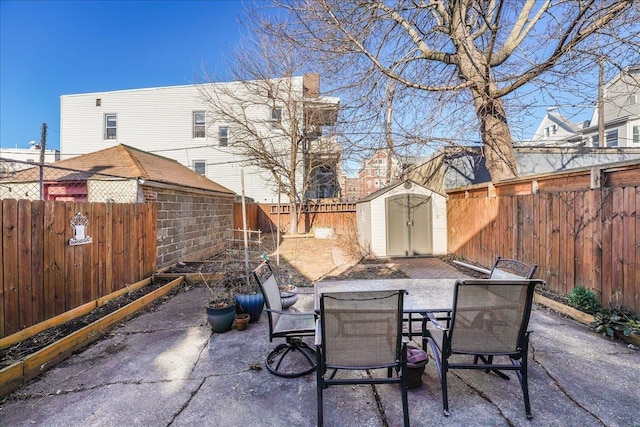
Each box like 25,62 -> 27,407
1,200 -> 157,338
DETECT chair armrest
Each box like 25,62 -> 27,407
426,310 -> 452,330
265,308 -> 318,318
314,319 -> 322,346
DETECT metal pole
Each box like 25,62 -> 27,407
39,123 -> 47,200
277,176 -> 281,266
241,170 -> 250,284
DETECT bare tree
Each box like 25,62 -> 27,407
197,33 -> 339,235
257,0 -> 639,181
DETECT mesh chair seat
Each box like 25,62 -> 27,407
272,312 -> 316,336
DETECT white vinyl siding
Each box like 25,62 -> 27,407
59,77 -> 316,203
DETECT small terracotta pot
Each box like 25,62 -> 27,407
234,313 -> 251,331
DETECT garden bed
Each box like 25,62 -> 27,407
0,276 -> 185,397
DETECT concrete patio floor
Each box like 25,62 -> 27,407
1,259 -> 639,427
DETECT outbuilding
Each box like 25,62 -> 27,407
357,180 -> 447,257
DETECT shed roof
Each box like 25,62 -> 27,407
357,179 -> 445,203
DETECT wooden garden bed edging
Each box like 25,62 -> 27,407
0,277 -> 184,398
0,277 -> 154,351
534,293 -> 595,325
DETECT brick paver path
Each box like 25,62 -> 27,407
391,257 -> 468,279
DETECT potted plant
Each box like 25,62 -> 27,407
203,274 -> 238,333
233,273 -> 265,323
234,313 -> 251,331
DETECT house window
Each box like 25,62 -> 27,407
632,126 -> 640,144
193,160 -> 206,175
629,93 -> 637,106
606,130 -> 618,147
104,114 -> 117,140
219,126 -> 229,146
591,135 -> 599,147
271,107 -> 282,127
193,111 -> 206,138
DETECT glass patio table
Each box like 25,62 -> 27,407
314,278 -> 456,339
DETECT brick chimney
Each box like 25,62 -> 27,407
303,73 -> 320,98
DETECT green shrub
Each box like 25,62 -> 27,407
567,285 -> 601,314
590,304 -> 640,338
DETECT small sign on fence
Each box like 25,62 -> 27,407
69,212 -> 92,246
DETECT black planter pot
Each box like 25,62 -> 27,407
206,304 -> 236,333
235,293 -> 265,322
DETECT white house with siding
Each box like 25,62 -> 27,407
524,65 -> 640,148
60,74 -> 339,203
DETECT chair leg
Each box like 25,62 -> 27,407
427,338 -> 449,416
513,353 -> 532,418
401,373 -> 410,427
317,351 -> 324,427
441,362 -> 450,417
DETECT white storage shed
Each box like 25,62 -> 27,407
357,180 -> 447,257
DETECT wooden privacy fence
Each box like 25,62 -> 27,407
448,162 -> 639,316
258,202 -> 356,235
233,201 -> 357,236
1,199 -> 157,338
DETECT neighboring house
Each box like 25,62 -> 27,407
527,108 -> 582,146
524,64 -> 640,148
339,175 -> 359,202
403,65 -> 640,191
358,149 -> 402,198
579,64 -> 640,148
59,74 -> 339,204
0,146 -> 60,166
403,145 -> 640,193
0,144 -> 236,266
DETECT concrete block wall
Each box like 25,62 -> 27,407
153,187 -> 234,268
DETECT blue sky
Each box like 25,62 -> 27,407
1,0 -> 247,151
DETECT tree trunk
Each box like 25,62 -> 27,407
453,16 -> 518,182
288,200 -> 298,235
472,90 -> 518,181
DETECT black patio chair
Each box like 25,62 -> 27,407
489,256 -> 537,279
253,261 -> 317,378
423,279 -> 544,418
316,290 -> 410,427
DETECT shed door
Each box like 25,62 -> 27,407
386,194 -> 432,256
